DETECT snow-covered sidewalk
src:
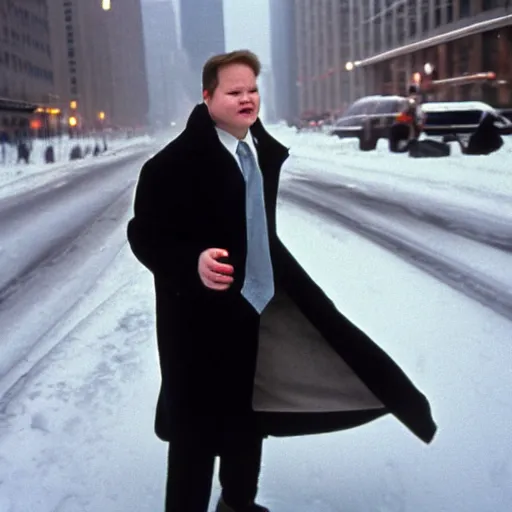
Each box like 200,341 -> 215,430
0,134 -> 162,201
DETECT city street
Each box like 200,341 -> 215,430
3,0 -> 512,510
0,127 -> 510,511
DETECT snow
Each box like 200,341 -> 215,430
0,127 -> 511,511
274,125 -> 512,201
0,133 -> 155,200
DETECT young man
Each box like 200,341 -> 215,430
128,49 -> 283,512
127,50 -> 437,512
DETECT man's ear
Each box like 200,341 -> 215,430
203,90 -> 209,103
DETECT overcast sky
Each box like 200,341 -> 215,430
223,0 -> 271,68
143,0 -> 271,67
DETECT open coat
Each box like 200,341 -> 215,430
127,103 -> 437,447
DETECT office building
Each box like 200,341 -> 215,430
179,0 -> 225,100
269,0 -> 300,124
142,0 -> 180,129
0,0 -> 54,137
295,1 -> 512,116
48,0 -> 149,132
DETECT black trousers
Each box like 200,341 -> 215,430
165,427 -> 263,512
165,296 -> 264,512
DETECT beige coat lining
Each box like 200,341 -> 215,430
253,289 -> 385,413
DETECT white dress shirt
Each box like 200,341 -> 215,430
215,126 -> 259,171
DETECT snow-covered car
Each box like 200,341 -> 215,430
421,101 -> 512,137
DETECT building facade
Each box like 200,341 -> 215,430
48,0 -> 149,133
295,0 -> 512,118
0,0 -> 55,138
355,0 -> 512,106
295,0 -> 355,118
269,0 -> 300,124
179,0 -> 225,101
141,0 -> 180,130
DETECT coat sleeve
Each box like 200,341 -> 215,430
126,156 -> 208,295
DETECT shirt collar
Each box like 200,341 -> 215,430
215,126 -> 258,159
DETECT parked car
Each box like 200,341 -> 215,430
421,101 -> 512,137
330,95 -> 406,151
330,96 -> 512,152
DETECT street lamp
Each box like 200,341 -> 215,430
345,61 -> 363,102
102,0 -> 111,11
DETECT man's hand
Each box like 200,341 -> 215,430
198,248 -> 234,291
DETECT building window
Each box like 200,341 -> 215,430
482,0 -> 499,10
422,10 -> 429,33
447,2 -> 453,23
459,0 -> 470,18
397,5 -> 405,45
435,0 -> 442,28
386,11 -> 392,48
408,0 -> 417,38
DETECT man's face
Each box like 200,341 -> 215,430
204,63 -> 260,139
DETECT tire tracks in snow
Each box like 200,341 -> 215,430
291,176 -> 512,252
0,151 -> 148,300
281,180 -> 512,322
0,187 -> 137,411
289,152 -> 512,205
0,269 -> 138,417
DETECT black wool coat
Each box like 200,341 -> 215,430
127,103 -> 437,446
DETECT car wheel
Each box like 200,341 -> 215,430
359,120 -> 378,151
389,123 -> 410,153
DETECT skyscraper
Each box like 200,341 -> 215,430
269,0 -> 299,124
141,0 -> 180,129
48,0 -> 149,131
0,0 -> 54,137
179,0 -> 225,100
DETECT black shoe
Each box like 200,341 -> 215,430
215,496 -> 270,512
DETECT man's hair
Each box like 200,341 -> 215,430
202,50 -> 261,96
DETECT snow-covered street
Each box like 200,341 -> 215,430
0,128 -> 510,512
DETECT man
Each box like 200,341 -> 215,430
127,50 -> 437,512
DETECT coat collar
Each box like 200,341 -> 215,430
182,103 -> 289,162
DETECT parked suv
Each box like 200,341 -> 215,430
330,95 -> 407,151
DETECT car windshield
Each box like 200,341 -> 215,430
424,109 -> 486,125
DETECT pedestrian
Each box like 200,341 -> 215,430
127,49 -> 437,512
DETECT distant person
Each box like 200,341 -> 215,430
405,84 -> 425,140
127,49 -> 437,512
0,131 -> 8,164
16,140 -> 30,164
